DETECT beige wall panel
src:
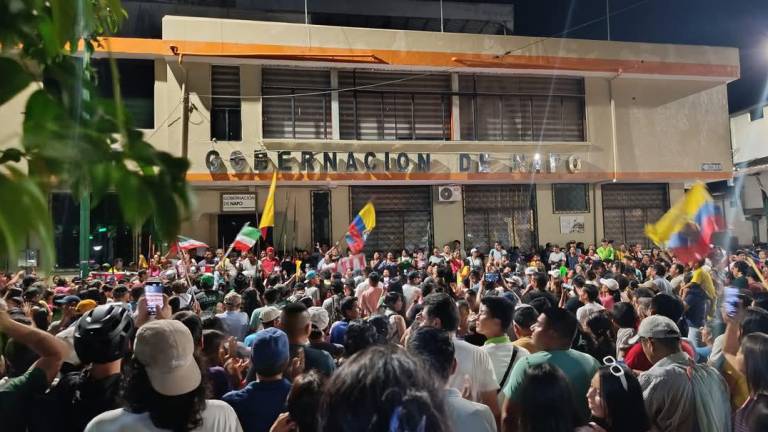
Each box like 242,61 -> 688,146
433,188 -> 464,249
535,183 -> 595,247
330,186 -> 350,244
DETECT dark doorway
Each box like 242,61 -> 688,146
218,214 -> 259,249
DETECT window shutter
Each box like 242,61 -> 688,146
339,71 -> 450,140
262,68 -> 331,139
211,65 -> 240,109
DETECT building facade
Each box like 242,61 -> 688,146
1,14 -> 740,267
724,106 -> 768,246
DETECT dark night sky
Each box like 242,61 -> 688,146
512,0 -> 768,113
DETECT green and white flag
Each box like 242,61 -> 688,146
231,225 -> 260,252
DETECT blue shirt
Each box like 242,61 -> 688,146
216,310 -> 249,341
223,379 -> 291,432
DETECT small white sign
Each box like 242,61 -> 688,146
222,193 -> 256,212
701,163 -> 723,172
560,215 -> 585,234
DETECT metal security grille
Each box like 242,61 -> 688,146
339,71 -> 451,140
262,68 -> 331,139
211,65 -> 241,141
459,75 -> 585,141
463,185 -> 537,252
350,186 -> 432,253
602,184 -> 669,248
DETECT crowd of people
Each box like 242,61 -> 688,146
1,238 -> 768,432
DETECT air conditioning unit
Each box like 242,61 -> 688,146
438,185 -> 462,202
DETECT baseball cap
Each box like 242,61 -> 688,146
75,300 -> 98,315
305,270 -> 318,280
266,246 -> 275,253
308,306 -> 330,331
55,295 -> 81,305
599,278 -> 620,291
249,327 -> 289,375
548,270 -> 561,279
629,315 -> 681,344
133,320 -> 201,396
524,267 -> 537,276
470,248 -> 478,254
260,306 -> 281,324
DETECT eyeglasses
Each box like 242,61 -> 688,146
603,356 -> 628,391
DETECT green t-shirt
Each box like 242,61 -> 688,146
502,349 -> 600,422
596,246 -> 614,261
0,367 -> 49,432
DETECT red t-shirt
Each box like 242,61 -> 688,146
624,339 -> 696,371
261,257 -> 280,276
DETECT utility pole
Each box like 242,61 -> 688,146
79,194 -> 90,278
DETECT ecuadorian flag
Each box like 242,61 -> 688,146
644,182 -> 722,263
346,202 -> 376,254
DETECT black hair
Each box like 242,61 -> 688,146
541,307 -> 578,343
672,263 -> 685,274
586,312 -> 616,361
121,356 -> 207,432
318,345 -> 448,432
173,311 -> 204,348
634,287 -> 655,299
513,306 -> 540,329
340,296 -> 358,318
572,275 -> 586,288
343,319 -> 385,358
201,315 -> 225,332
263,288 -> 280,304
753,293 -> 768,313
611,302 -> 637,328
518,363 -> 580,432
367,315 -> 392,342
597,363 -> 651,432
653,263 -> 666,277
741,307 -> 768,338
241,287 -> 261,318
480,296 -> 514,331
201,329 -> 227,367
734,260 -> 749,276
287,371 -> 326,432
407,326 -> 455,381
383,292 -> 403,312
650,293 -> 684,322
422,293 -> 459,332
534,272 -> 547,290
130,286 -> 144,302
582,283 -> 599,302
31,307 -> 50,331
330,280 -> 344,295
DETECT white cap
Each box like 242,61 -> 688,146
524,267 -> 538,275
599,278 -> 620,291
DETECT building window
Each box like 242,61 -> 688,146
211,65 -> 242,141
459,75 -> 585,141
93,59 -> 154,129
552,184 -> 589,213
339,71 -> 451,140
463,185 -> 537,252
262,68 -> 331,139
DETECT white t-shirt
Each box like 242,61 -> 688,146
402,284 -> 421,306
447,338 -> 499,402
481,341 -> 529,408
548,251 -> 566,264
489,249 -> 507,263
85,400 -> 243,432
354,280 -> 369,298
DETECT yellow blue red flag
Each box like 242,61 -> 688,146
345,202 -> 376,254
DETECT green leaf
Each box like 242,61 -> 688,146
0,57 -> 32,105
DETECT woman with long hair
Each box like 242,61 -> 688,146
734,332 -> 768,432
382,291 -> 407,343
585,312 -> 616,362
85,320 -> 241,431
319,345 -> 448,432
585,361 -> 650,432
517,363 -> 582,432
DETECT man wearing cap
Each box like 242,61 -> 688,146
260,247 -> 280,277
217,292 -> 249,341
636,315 -> 730,432
244,306 -> 281,348
304,271 -> 322,306
598,278 -> 620,311
48,295 -> 81,334
223,328 -> 292,432
85,320 -> 242,431
196,273 -> 223,313
249,289 -> 281,333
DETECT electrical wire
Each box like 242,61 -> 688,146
145,99 -> 183,140
190,0 -> 653,101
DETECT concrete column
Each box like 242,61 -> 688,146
450,73 -> 460,140
433,186 -> 464,248
331,69 -> 340,140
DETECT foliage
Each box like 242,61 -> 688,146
0,0 -> 192,269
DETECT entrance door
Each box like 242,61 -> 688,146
218,214 -> 259,249
602,183 -> 668,248
463,185 -> 537,253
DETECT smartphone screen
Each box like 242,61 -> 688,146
145,283 -> 164,315
724,286 -> 739,316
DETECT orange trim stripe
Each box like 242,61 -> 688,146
90,37 -> 740,79
185,171 -> 732,183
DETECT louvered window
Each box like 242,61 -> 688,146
602,184 -> 669,248
459,75 -> 585,142
463,185 -> 537,252
339,71 -> 451,140
262,68 -> 331,139
211,65 -> 241,141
